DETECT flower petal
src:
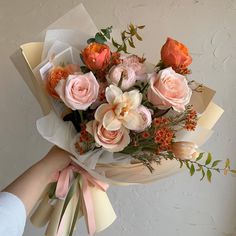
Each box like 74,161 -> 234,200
54,79 -> 73,108
103,110 -> 122,131
122,110 -> 143,130
125,90 -> 142,109
105,128 -> 130,152
105,85 -> 123,104
95,103 -> 112,122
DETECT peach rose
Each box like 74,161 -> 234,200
147,67 -> 192,112
86,120 -> 130,152
55,72 -> 99,110
47,65 -> 80,98
161,37 -> 192,74
81,42 -> 111,71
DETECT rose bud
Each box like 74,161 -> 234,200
172,142 -> 198,160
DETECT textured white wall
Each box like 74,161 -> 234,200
0,0 -> 236,235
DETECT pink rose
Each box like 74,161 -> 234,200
107,64 -> 136,90
86,120 -> 130,152
122,55 -> 147,81
55,72 -> 99,110
147,67 -> 192,112
134,105 -> 152,132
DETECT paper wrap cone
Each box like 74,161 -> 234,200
89,186 -> 116,233
30,195 -> 53,227
45,192 -> 79,236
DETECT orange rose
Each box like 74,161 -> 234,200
47,65 -> 80,98
81,42 -> 111,71
161,37 -> 192,74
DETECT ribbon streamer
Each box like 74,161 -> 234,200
55,164 -> 110,236
30,164 -> 116,236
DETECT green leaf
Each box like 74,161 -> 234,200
95,33 -> 106,44
101,27 -> 112,39
138,25 -> 145,29
229,169 -> 236,174
205,153 -> 212,165
87,38 -> 96,44
135,32 -> 142,41
207,169 -> 212,183
112,38 -> 120,48
196,152 -> 204,162
190,164 -> 195,176
121,31 -> 126,41
128,39 -> 135,48
129,24 -> 136,35
211,160 -> 221,168
225,158 -> 230,168
185,161 -> 190,169
123,43 -> 128,53
200,169 -> 205,181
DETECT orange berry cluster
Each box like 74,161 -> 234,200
153,117 -> 169,126
184,109 -> 197,131
154,127 -> 174,151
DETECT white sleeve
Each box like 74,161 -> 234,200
0,192 -> 26,236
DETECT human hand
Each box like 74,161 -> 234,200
39,146 -> 72,183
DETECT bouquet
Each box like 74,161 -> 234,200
11,4 -> 235,236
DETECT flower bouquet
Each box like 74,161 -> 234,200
11,4 -> 234,236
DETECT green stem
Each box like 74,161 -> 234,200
79,110 -> 84,122
140,82 -> 149,93
181,158 -> 224,172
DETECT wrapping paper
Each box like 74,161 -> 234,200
11,3 -> 224,185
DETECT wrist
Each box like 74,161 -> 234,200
35,159 -> 56,184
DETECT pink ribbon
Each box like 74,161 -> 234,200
55,164 -> 109,236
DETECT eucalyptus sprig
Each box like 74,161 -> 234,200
112,23 -> 145,53
128,148 -> 236,182
177,153 -> 236,182
87,26 -> 113,44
